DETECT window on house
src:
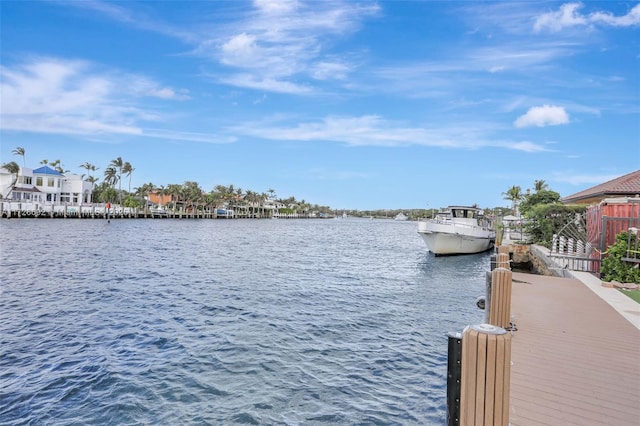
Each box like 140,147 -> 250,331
18,176 -> 32,185
48,178 -> 54,187
36,177 -> 43,186
61,193 -> 71,203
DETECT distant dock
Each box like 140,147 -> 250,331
0,201 -> 320,219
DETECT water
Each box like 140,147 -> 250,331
0,218 -> 490,425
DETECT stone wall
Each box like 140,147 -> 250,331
501,244 -> 569,277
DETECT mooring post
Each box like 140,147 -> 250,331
447,332 -> 463,426
460,324 -> 511,426
488,268 -> 513,329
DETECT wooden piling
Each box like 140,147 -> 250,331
497,252 -> 510,269
460,324 -> 511,426
488,268 -> 513,329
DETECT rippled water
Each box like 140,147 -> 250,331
0,218 -> 490,425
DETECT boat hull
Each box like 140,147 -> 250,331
418,231 -> 494,255
418,220 -> 495,255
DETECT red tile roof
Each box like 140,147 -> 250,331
562,169 -> 640,204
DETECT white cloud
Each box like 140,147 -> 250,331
0,57 -> 209,142
534,2 -> 640,33
311,61 -> 351,80
205,1 -> 380,92
508,141 -> 553,153
219,74 -> 313,94
230,114 -> 550,152
253,0 -> 299,15
534,3 -> 587,32
221,33 -> 260,68
590,4 -> 640,27
514,105 -> 570,128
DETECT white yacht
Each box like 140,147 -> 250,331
417,206 -> 495,255
394,212 -> 409,221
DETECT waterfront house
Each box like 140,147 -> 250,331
562,169 -> 640,205
0,165 -> 94,206
561,169 -> 640,272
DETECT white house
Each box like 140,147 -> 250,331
0,165 -> 94,205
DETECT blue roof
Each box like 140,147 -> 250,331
33,166 -> 63,176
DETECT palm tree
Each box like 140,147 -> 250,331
502,185 -> 523,214
87,175 -> 100,194
134,182 -> 155,215
1,161 -> 20,198
533,179 -> 548,192
80,162 -> 99,182
12,147 -> 25,167
104,166 -> 118,188
122,162 -> 134,193
167,184 -> 183,212
50,159 -> 68,174
182,181 -> 204,214
109,157 -> 124,203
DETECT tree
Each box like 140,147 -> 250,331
123,161 -> 134,193
502,185 -> 523,214
134,182 -> 155,214
533,179 -> 548,192
12,147 -> 25,167
50,159 -> 68,174
182,181 -> 203,212
167,184 -> 183,211
524,203 -> 585,247
1,161 -> 20,198
80,162 -> 99,182
519,189 -> 561,216
104,166 -> 118,187
109,157 -> 124,203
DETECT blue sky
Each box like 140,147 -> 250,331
1,1 -> 638,211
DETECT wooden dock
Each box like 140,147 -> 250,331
508,272 -> 640,425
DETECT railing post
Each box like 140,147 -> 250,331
460,324 -> 511,426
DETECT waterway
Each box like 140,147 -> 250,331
0,218 -> 491,425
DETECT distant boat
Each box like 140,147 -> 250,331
394,212 -> 409,221
150,207 -> 167,218
417,206 -> 495,255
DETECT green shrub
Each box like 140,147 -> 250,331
524,204 -> 586,247
601,231 -> 640,283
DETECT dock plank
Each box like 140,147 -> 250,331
509,272 -> 640,426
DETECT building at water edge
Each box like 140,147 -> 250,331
0,165 -> 94,206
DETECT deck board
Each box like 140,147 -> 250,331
508,272 -> 640,426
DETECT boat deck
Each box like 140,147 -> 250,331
508,272 -> 640,425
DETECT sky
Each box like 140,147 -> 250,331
1,1 -> 639,211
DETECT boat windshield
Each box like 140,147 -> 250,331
452,208 -> 477,219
